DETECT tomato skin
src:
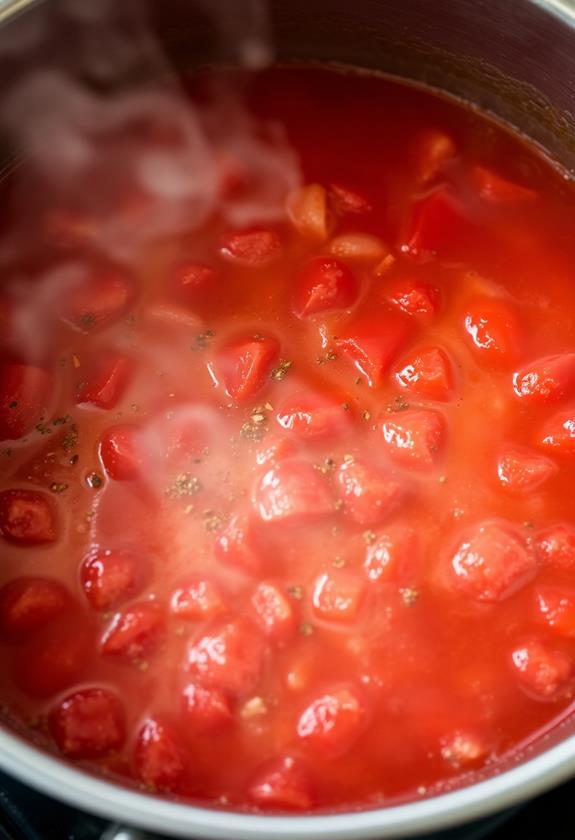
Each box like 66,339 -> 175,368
539,408 -> 575,456
297,684 -> 367,759
170,578 -> 226,620
254,460 -> 333,523
294,257 -> 359,317
335,315 -> 410,388
329,183 -> 372,216
248,756 -> 315,811
252,582 -> 296,641
403,187 -> 468,258
446,521 -> 536,603
386,278 -> 440,318
80,549 -> 149,611
133,718 -> 187,793
496,447 -> 557,495
462,296 -> 522,368
534,586 -> 575,638
513,354 -> 575,404
100,602 -> 163,659
511,638 -> 573,701
0,362 -> 53,441
394,345 -> 453,401
186,618 -> 267,695
217,335 -> 279,402
60,270 -> 133,332
99,424 -> 141,480
312,571 -> 366,623
0,489 -> 57,545
381,408 -> 445,469
75,353 -> 133,410
0,577 -> 68,640
49,688 -> 126,758
181,682 -> 232,734
471,166 -> 536,203
335,458 -> 402,527
215,513 -> 262,575
220,228 -> 282,267
276,391 -> 351,441
536,524 -> 575,573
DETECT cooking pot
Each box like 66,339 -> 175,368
0,0 -> 574,837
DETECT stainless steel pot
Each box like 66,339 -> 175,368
0,0 -> 575,837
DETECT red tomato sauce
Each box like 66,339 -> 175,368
1,66 -> 575,812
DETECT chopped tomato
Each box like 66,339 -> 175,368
14,629 -> 88,698
170,578 -> 226,620
335,314 -> 410,387
50,688 -> 125,758
462,296 -> 522,368
276,391 -> 351,441
133,718 -> 187,792
0,362 -> 53,441
75,353 -> 133,410
80,548 -> 149,611
215,513 -> 262,575
287,183 -> 333,241
536,524 -> 575,573
403,187 -> 469,258
181,683 -> 232,734
99,424 -> 141,480
248,756 -> 315,811
171,262 -> 218,301
254,460 -> 333,523
513,354 -> 575,404
394,345 -> 453,401
297,685 -> 367,759
294,257 -> 359,318
381,408 -> 445,468
329,183 -> 372,216
0,489 -> 57,545
217,335 -> 279,402
363,526 -> 418,583
220,228 -> 282,267
534,586 -> 575,638
0,577 -> 68,640
312,571 -> 366,623
255,434 -> 297,466
328,234 -> 387,264
414,129 -> 456,183
471,166 -> 537,203
186,618 -> 267,695
496,447 -> 557,494
336,457 -> 402,527
60,269 -> 133,332
386,278 -> 440,318
447,521 -> 536,602
100,602 -> 163,659
251,582 -> 296,641
539,408 -> 575,456
511,638 -> 573,701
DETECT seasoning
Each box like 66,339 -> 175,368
79,312 -> 96,330
61,424 -> 79,452
69,454 -> 79,466
316,349 -> 338,365
204,510 -> 223,531
166,474 -> 202,498
362,409 -> 371,421
271,359 -> 292,381
35,421 -> 52,435
52,415 -> 71,426
332,555 -> 346,568
193,330 -> 215,350
286,585 -> 304,600
363,530 -> 376,545
50,482 -> 68,494
86,472 -> 103,490
316,457 -> 336,474
299,622 -> 315,636
355,376 -> 363,385
240,696 -> 268,719
400,587 -> 419,606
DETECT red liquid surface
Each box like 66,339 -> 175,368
1,66 -> 575,812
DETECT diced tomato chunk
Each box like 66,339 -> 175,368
414,129 -> 456,183
220,228 -> 282,267
254,460 -> 333,523
186,618 -> 267,695
536,524 -> 575,573
171,262 -> 218,301
462,296 -> 522,368
447,521 -> 536,602
49,688 -> 125,758
170,578 -> 225,620
386,278 -> 440,318
403,187 -> 469,258
255,434 -> 296,466
100,602 -> 163,659
297,685 -> 367,759
276,391 -> 351,441
215,513 -> 262,575
329,183 -> 372,216
471,166 -> 537,203
513,354 -> 575,404
287,183 -> 333,241
248,756 -> 315,811
181,683 -> 232,733
15,629 -> 88,698
252,582 -> 296,641
217,335 -> 279,402
511,638 -> 573,701
336,457 -> 402,527
539,408 -> 575,456
364,526 -> 418,583
335,314 -> 410,388
0,577 -> 68,640
80,548 -> 149,611
534,586 -> 575,638
294,257 -> 359,318
133,718 -> 187,792
497,447 -> 557,494
381,408 -> 445,469
75,353 -> 133,410
0,489 -> 57,545
394,346 -> 453,401
99,424 -> 141,480
0,362 -> 52,441
312,571 -> 366,623
60,269 -> 133,332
